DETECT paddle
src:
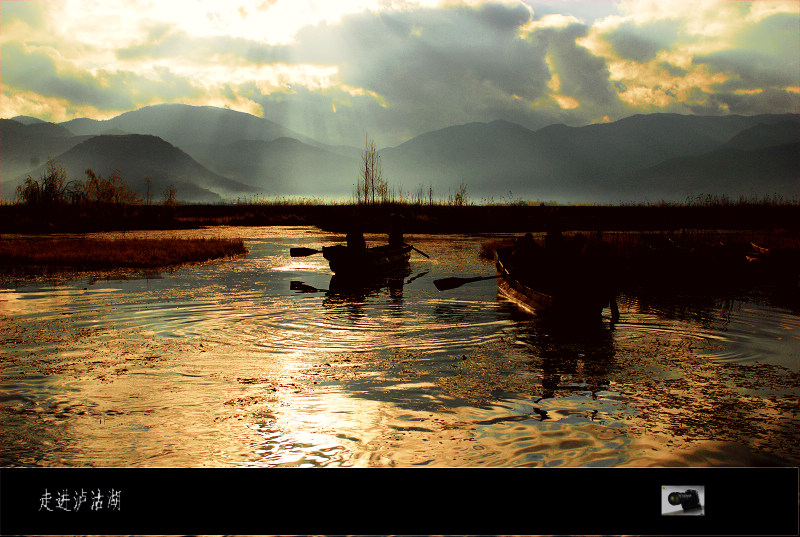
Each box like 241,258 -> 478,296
433,275 -> 497,291
404,243 -> 430,259
293,243 -> 429,258
290,280 -> 327,293
290,247 -> 322,257
406,270 -> 430,285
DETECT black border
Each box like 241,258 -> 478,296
1,466 -> 798,535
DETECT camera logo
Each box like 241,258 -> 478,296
662,485 -> 705,516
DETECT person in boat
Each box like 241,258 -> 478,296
579,238 -> 620,321
544,209 -> 563,256
388,214 -> 405,247
346,229 -> 366,250
509,233 -> 541,284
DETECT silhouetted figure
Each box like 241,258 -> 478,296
580,239 -> 620,322
545,210 -> 563,255
543,211 -> 567,292
510,232 -> 542,285
346,230 -> 366,250
388,214 -> 404,246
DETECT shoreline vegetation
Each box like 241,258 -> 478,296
3,196 -> 799,235
3,158 -> 798,235
2,159 -> 798,286
0,237 -> 248,277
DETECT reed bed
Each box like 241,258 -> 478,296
0,237 -> 248,271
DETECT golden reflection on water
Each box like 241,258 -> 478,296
1,226 -> 798,467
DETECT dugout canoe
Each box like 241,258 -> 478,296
495,247 -> 615,319
322,243 -> 412,275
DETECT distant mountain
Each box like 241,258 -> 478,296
379,120 -> 550,199
4,104 -> 798,203
11,115 -> 48,125
721,121 -> 799,151
2,105 -> 361,201
379,113 -> 800,203
3,118 -> 73,139
28,134 -> 259,203
59,117 -> 106,135
624,142 -> 800,202
59,104 -> 304,150
189,137 -> 359,197
0,119 -> 90,196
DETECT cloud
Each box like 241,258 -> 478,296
581,0 -> 799,117
1,43 -> 138,111
531,22 -> 624,115
604,20 -> 681,63
255,4 -> 560,142
694,12 -> 800,90
252,3 -> 633,142
0,1 -> 46,27
1,0 -> 797,147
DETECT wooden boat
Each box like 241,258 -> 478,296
495,247 -> 614,319
322,243 -> 412,275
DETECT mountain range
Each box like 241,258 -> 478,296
2,103 -> 797,203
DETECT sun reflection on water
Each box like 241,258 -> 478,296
1,227 -> 798,467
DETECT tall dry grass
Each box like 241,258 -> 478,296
0,237 -> 248,270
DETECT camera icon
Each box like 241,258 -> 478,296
662,485 -> 705,516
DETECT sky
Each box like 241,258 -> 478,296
1,0 -> 798,147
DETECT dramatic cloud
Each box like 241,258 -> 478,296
1,0 -> 797,146
580,0 -> 799,117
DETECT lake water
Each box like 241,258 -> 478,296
1,226 -> 798,467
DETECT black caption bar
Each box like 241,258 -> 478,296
1,467 -> 797,535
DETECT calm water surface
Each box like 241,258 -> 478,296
1,226 -> 798,467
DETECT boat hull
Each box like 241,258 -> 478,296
322,244 -> 412,275
496,250 -> 609,319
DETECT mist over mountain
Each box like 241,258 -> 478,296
26,134 -> 258,203
379,113 -> 800,203
0,119 -> 91,193
189,137 -> 359,197
2,104 -> 797,204
58,104 -> 350,156
720,121 -> 800,151
624,142 -> 800,202
10,115 -> 48,125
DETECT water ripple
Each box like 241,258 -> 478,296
2,228 -> 797,467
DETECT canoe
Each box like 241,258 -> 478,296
322,243 -> 412,275
495,247 -> 612,319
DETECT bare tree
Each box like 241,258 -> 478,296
357,135 -> 384,205
162,184 -> 177,207
15,159 -> 74,206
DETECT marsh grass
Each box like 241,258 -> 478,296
2,190 -> 798,235
0,237 -> 248,271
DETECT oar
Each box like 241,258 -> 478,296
290,280 -> 327,293
406,270 -> 430,285
434,275 -> 497,291
290,247 -> 322,257
403,243 -> 430,259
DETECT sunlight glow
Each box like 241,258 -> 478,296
519,13 -> 582,37
2,0 -> 796,133
0,91 -> 119,123
609,58 -> 729,110
546,57 -> 561,92
552,94 -> 580,110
